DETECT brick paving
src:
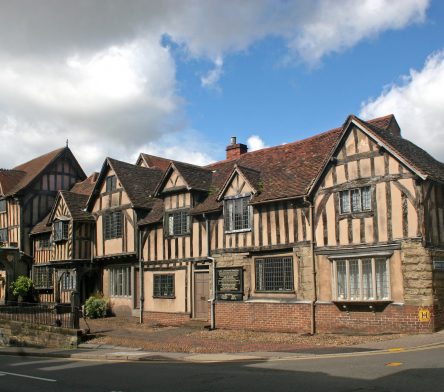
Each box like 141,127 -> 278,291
80,316 -> 405,354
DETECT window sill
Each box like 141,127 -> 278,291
153,296 -> 176,299
254,290 -> 295,294
165,233 -> 190,239
333,300 -> 392,312
338,211 -> 373,220
225,228 -> 252,234
54,239 -> 68,243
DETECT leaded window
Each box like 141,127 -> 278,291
33,266 -> 54,289
334,257 -> 390,301
60,271 -> 76,291
224,196 -> 251,232
166,210 -> 190,236
38,235 -> 51,250
0,199 -> 6,213
153,274 -> 175,298
104,211 -> 122,239
53,220 -> 69,241
255,256 -> 294,292
340,186 -> 371,214
109,266 -> 131,297
106,175 -> 117,193
0,228 -> 7,243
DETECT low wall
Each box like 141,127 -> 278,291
0,319 -> 81,348
142,311 -> 192,326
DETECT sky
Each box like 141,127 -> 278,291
0,0 -> 443,174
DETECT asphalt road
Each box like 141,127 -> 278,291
0,346 -> 443,392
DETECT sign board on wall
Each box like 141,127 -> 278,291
216,267 -> 243,301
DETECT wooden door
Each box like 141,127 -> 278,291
194,272 -> 209,319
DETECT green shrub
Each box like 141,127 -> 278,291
84,295 -> 108,319
11,276 -> 33,300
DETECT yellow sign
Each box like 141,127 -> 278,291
418,308 -> 431,322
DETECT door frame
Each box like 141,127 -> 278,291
193,271 -> 209,320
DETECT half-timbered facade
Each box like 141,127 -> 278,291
0,147 -> 85,299
134,114 -> 444,333
30,173 -> 98,303
86,158 -> 162,315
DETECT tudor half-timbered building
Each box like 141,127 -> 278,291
86,158 -> 162,315
133,114 -> 444,333
30,173 -> 98,303
0,147 -> 86,301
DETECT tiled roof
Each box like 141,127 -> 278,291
0,169 -> 26,196
357,117 -> 444,183
171,161 -> 213,192
137,199 -> 164,226
60,191 -> 93,221
107,158 -> 163,209
30,213 -> 52,235
0,147 -> 86,197
70,172 -> 98,195
138,153 -> 172,171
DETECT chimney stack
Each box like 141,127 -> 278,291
226,136 -> 248,160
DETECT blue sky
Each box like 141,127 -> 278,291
0,0 -> 443,173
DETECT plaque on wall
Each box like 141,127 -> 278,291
216,267 -> 243,301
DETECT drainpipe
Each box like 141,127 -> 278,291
204,213 -> 216,330
136,213 -> 144,324
304,197 -> 317,335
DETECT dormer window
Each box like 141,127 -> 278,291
340,186 -> 371,214
166,209 -> 190,236
106,175 -> 117,193
224,195 -> 251,232
53,220 -> 69,242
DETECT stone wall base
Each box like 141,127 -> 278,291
0,319 -> 81,348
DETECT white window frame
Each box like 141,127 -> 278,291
331,255 -> 391,301
165,209 -> 190,237
339,186 -> 372,214
223,194 -> 252,233
109,266 -> 132,297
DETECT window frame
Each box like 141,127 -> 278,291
223,194 -> 252,233
153,274 -> 175,299
37,235 -> 52,250
339,186 -> 372,214
33,266 -> 54,290
0,199 -> 6,213
104,210 -> 123,240
106,175 -> 117,193
109,266 -> 132,297
53,220 -> 69,242
0,228 -> 8,244
165,208 -> 190,237
331,256 -> 391,302
255,256 -> 294,293
60,271 -> 76,291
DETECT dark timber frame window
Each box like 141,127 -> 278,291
53,221 -> 69,242
255,256 -> 294,292
38,235 -> 51,250
166,209 -> 190,236
104,211 -> 122,240
153,274 -> 175,298
33,266 -> 54,289
333,257 -> 390,301
340,186 -> 371,214
60,271 -> 76,291
0,228 -> 7,243
0,199 -> 6,213
106,175 -> 117,193
224,195 -> 251,232
109,266 -> 131,297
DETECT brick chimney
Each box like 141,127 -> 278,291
226,136 -> 248,160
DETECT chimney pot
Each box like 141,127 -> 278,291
226,137 -> 247,160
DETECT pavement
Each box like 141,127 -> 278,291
1,329 -> 444,363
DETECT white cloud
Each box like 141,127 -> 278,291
247,135 -> 268,152
0,0 -> 430,173
201,56 -> 224,89
360,50 -> 444,161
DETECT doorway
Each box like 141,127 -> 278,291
193,272 -> 209,320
